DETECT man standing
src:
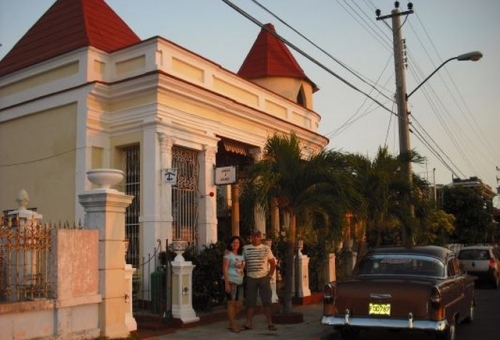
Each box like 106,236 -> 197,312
243,229 -> 277,331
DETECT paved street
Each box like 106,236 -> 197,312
141,285 -> 500,340
144,303 -> 335,340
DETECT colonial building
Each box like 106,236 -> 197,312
0,0 -> 328,268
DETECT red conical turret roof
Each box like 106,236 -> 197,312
0,0 -> 140,77
238,23 -> 316,90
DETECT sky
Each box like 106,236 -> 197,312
1,0 -> 499,191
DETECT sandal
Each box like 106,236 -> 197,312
242,325 -> 252,331
268,324 -> 277,331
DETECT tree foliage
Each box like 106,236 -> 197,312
442,185 -> 494,244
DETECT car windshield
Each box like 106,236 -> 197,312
356,254 -> 445,278
458,249 -> 490,260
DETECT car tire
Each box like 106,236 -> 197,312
463,299 -> 475,323
339,326 -> 360,340
436,316 -> 456,340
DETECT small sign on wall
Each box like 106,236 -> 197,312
214,166 -> 237,185
163,168 -> 178,185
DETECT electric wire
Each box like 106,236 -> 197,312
414,13 -> 499,162
251,0 -> 394,103
221,0 -> 395,116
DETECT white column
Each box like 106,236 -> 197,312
79,171 -> 134,339
158,132 -> 174,242
140,127 -> 164,260
197,144 -> 217,247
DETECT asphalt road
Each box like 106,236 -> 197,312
326,284 -> 500,340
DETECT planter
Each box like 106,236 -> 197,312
86,168 -> 124,190
170,239 -> 189,262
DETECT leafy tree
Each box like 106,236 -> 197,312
442,185 -> 494,244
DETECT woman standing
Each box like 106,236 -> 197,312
222,236 -> 245,333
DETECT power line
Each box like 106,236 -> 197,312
221,0 -> 395,115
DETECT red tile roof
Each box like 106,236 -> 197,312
0,0 -> 140,77
238,23 -> 316,89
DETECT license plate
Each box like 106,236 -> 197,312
369,303 -> 391,315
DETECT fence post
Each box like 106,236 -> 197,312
6,189 -> 44,301
79,169 -> 134,339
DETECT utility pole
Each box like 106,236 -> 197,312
376,2 -> 414,245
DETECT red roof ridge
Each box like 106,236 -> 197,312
0,0 -> 141,77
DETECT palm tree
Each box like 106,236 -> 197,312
248,132 -> 354,315
347,146 -> 428,250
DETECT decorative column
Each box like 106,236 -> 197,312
79,168 -> 134,339
198,144 -> 218,245
158,133 -> 174,242
170,240 -> 199,323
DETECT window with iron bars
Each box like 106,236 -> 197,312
123,145 -> 140,267
172,146 -> 199,247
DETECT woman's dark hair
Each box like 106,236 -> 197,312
226,236 -> 244,255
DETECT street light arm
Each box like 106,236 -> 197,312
406,51 -> 483,100
406,56 -> 456,99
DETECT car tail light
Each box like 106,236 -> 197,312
429,287 -> 444,320
430,287 -> 441,304
489,258 -> 495,269
323,283 -> 337,316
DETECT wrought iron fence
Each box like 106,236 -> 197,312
0,214 -> 51,303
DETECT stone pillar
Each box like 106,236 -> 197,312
124,264 -> 137,332
79,169 -> 134,339
170,240 -> 199,323
326,253 -> 336,282
292,241 -> 311,298
7,189 -> 43,292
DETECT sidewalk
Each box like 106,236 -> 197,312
135,302 -> 337,340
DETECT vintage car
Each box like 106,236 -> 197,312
321,246 -> 475,340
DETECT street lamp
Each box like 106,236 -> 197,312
399,50 -> 482,245
407,51 -> 483,99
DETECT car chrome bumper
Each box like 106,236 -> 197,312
321,315 -> 448,331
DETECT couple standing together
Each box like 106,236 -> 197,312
222,229 -> 278,333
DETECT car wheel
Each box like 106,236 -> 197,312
339,326 -> 360,340
464,300 -> 475,323
436,317 -> 456,340
493,275 -> 499,289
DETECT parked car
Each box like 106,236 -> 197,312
458,245 -> 500,288
321,246 -> 475,340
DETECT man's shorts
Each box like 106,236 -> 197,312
245,276 -> 272,307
